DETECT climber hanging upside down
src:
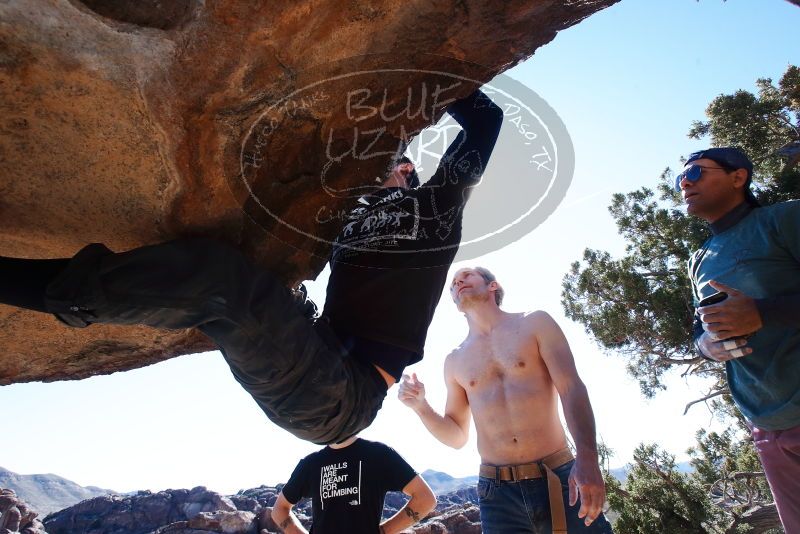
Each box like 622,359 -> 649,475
0,88 -> 503,444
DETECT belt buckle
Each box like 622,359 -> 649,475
510,465 -> 519,482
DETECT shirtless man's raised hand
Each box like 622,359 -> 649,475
399,267 -> 612,533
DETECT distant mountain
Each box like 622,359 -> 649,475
420,469 -> 479,494
0,466 -> 113,516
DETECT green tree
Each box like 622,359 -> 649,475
566,66 -> 799,532
688,65 -> 800,204
563,65 -> 799,399
604,444 -> 727,534
601,438 -> 780,534
561,181 -> 713,398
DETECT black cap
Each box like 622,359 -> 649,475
685,147 -> 759,206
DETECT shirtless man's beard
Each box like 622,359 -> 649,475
456,289 -> 491,312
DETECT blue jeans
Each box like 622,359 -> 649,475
478,460 -> 614,533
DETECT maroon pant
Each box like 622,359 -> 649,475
753,424 -> 800,532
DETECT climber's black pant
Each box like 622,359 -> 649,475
43,238 -> 388,445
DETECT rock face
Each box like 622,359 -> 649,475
44,487 -> 240,534
0,0 -> 619,385
42,483 -> 483,534
411,505 -> 482,534
0,488 -> 48,534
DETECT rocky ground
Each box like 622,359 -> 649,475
1,484 -> 481,533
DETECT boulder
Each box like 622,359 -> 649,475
186,511 -> 256,534
0,488 -> 47,534
44,486 -> 239,534
0,0 -> 619,386
410,504 -> 481,534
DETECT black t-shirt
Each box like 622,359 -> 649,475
282,439 -> 417,534
322,89 -> 503,379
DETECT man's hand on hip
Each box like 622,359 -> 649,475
568,455 -> 606,527
699,280 -> 763,340
398,373 -> 427,411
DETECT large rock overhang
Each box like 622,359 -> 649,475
0,0 -> 619,384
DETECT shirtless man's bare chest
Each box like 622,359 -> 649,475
449,312 -> 568,465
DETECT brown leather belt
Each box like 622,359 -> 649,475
479,448 -> 574,534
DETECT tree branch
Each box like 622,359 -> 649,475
666,355 -> 703,366
724,503 -> 782,534
684,388 -> 729,415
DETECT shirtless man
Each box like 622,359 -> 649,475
399,267 -> 612,533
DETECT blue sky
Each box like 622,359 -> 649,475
1,0 -> 799,495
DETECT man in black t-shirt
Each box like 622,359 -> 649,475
0,88 -> 503,445
271,437 -> 436,534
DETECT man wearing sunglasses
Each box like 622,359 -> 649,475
680,147 -> 800,532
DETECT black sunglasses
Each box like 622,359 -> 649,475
674,164 -> 729,191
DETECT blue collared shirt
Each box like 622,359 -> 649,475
689,200 -> 800,430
